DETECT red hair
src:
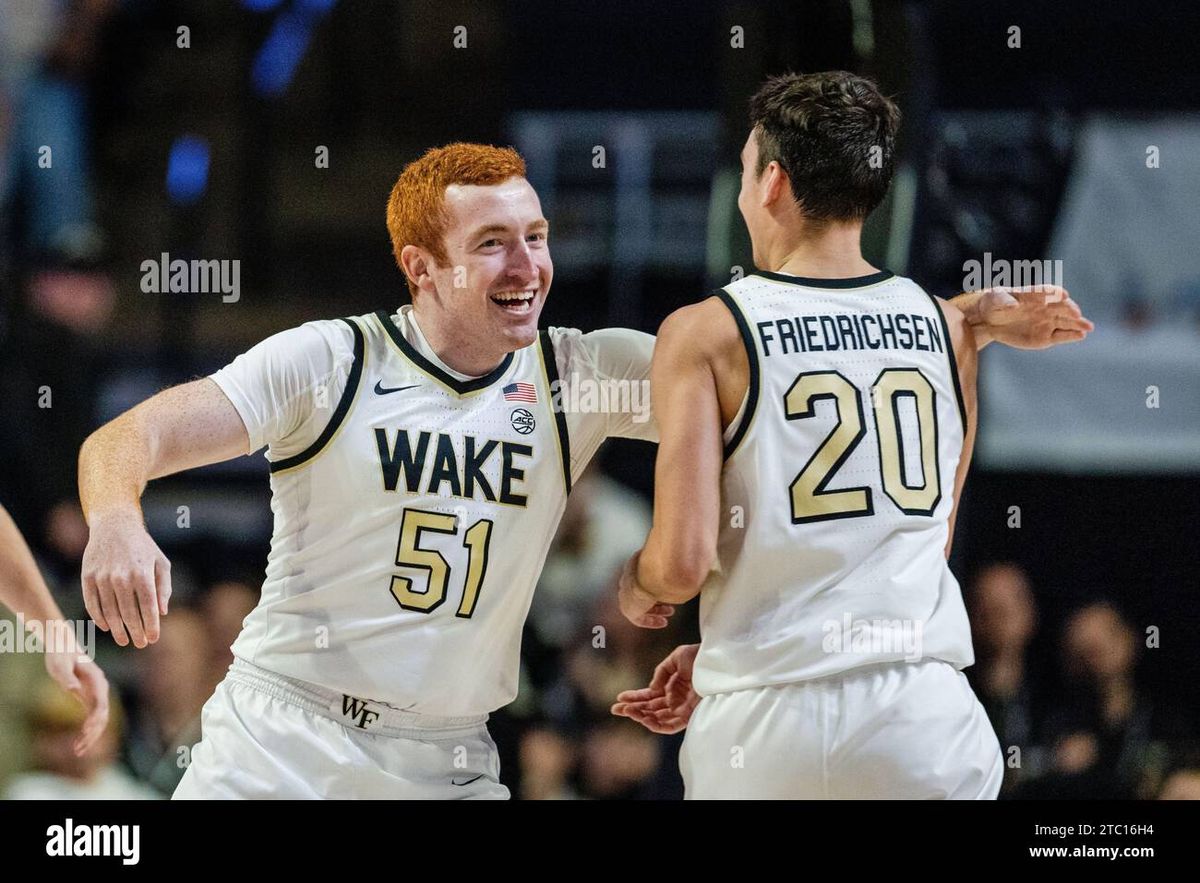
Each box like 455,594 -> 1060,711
386,142 -> 527,296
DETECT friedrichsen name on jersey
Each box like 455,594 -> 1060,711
755,311 -> 945,358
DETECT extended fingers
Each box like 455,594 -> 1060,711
155,555 -> 172,617
95,583 -> 129,647
81,573 -> 108,632
665,673 -> 693,706
112,570 -> 150,648
641,709 -> 689,734
630,603 -> 675,629
1051,328 -> 1088,343
635,613 -> 672,629
617,705 -> 686,735
1054,303 -> 1094,332
134,568 -> 161,644
615,687 -> 660,703
612,695 -> 670,713
1013,284 -> 1067,304
648,654 -> 679,693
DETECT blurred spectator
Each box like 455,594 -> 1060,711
532,577 -> 679,799
124,606 -> 209,794
505,467 -> 654,795
0,0 -> 114,262
0,612 -> 44,790
965,562 -> 1047,794
1158,766 -> 1200,800
0,257 -> 115,575
1018,603 -> 1172,798
561,587 -> 675,721
518,726 -> 579,800
1120,296 -> 1153,331
4,678 -> 158,799
578,719 -> 659,800
524,468 -> 651,689
200,580 -> 258,697
0,0 -> 117,573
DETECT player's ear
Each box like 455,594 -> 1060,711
761,161 -> 789,208
400,245 -> 433,293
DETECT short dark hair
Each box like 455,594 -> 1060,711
749,71 -> 900,222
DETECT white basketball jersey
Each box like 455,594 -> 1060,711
229,310 -> 573,716
691,270 -> 975,697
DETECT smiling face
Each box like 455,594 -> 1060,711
387,144 -> 551,371
401,175 -> 552,363
435,176 -> 552,351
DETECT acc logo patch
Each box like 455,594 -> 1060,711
510,408 -> 536,434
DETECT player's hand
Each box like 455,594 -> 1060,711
611,643 -> 700,734
617,552 -> 675,628
965,285 -> 1094,349
43,629 -> 110,756
81,507 -> 172,648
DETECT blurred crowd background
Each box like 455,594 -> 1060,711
1,0 -> 1198,800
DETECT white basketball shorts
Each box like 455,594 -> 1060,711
173,659 -> 508,799
680,659 -> 1003,799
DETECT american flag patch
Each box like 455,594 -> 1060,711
503,381 -> 538,403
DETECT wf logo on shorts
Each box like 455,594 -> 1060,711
341,695 -> 380,729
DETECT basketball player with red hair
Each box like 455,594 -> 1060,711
78,140 -> 1090,799
80,142 -> 660,798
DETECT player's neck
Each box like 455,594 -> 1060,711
767,221 -> 876,280
409,303 -> 502,378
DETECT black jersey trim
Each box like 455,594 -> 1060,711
538,330 -> 572,496
756,269 -> 895,289
714,289 -> 760,461
269,317 -> 365,474
922,290 -> 968,435
375,309 -> 513,396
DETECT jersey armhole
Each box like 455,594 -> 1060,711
713,289 -> 759,460
269,316 -> 366,474
922,291 -> 968,435
538,329 -> 573,495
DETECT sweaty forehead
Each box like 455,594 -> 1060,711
443,177 -> 541,228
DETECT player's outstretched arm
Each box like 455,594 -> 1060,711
618,304 -> 726,626
950,285 -> 1093,350
79,379 -> 250,648
936,300 -> 979,558
0,504 -> 110,755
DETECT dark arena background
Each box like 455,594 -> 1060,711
0,0 -> 1198,822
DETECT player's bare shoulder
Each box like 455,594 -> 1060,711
657,297 -> 742,357
930,293 -> 978,378
655,297 -> 748,427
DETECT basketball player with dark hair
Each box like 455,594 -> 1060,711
614,72 -> 1089,798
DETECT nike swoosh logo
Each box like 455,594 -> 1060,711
374,380 -> 420,395
451,774 -> 485,786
